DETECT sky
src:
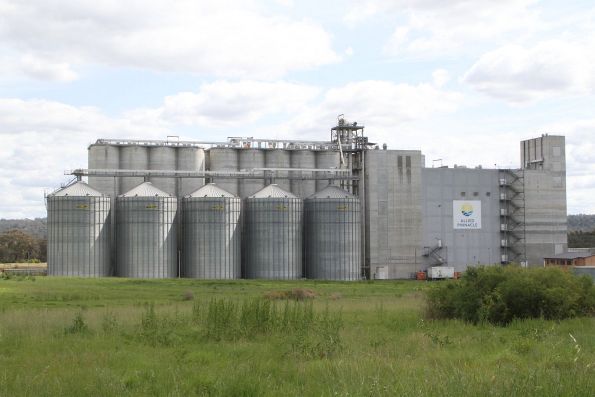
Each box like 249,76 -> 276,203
1,0 -> 594,218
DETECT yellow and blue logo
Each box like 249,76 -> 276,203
461,203 -> 474,217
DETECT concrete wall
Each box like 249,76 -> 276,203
521,135 -> 567,265
364,150 -> 423,279
421,168 -> 501,271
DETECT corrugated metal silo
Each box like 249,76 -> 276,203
119,146 -> 149,194
149,146 -> 177,195
88,144 -> 120,198
243,184 -> 302,279
265,149 -> 291,191
239,148 -> 265,198
47,182 -> 111,277
181,184 -> 241,279
116,182 -> 177,278
208,148 -> 239,195
315,151 -> 340,192
177,147 -> 206,197
304,185 -> 361,280
290,150 -> 316,198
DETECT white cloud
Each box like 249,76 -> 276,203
0,77 -> 463,217
463,40 -> 595,102
344,0 -> 540,56
322,80 -> 461,124
157,81 -> 320,127
276,80 -> 463,145
432,69 -> 450,87
18,54 -> 78,82
0,98 -> 171,218
0,0 -> 339,80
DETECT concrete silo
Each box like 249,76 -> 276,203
177,147 -> 206,197
119,146 -> 149,194
88,144 -> 120,198
149,146 -> 177,195
315,151 -> 341,192
239,148 -> 265,198
265,150 -> 291,192
208,148 -> 239,196
290,150 -> 316,198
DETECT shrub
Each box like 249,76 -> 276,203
196,297 -> 343,357
137,303 -> 180,346
65,311 -> 89,334
426,266 -> 595,325
101,311 -> 119,333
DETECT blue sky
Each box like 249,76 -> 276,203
1,0 -> 594,218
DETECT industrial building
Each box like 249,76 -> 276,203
47,117 -> 567,279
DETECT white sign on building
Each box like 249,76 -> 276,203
453,200 -> 482,229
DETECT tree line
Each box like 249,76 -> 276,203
568,230 -> 595,249
0,230 -> 47,263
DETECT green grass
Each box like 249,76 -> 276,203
0,277 -> 594,396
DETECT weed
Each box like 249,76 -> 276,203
205,298 -> 237,341
425,332 -> 453,347
65,311 -> 89,335
101,311 -> 119,333
289,305 -> 342,359
191,300 -> 201,324
138,303 -> 179,347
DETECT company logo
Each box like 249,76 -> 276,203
461,203 -> 474,217
145,204 -> 158,209
211,204 -> 224,211
75,204 -> 89,209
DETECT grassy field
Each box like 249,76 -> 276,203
0,277 -> 593,396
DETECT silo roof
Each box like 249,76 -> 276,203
51,181 -> 103,197
250,184 -> 297,199
187,183 -> 236,198
119,182 -> 172,197
307,185 -> 355,199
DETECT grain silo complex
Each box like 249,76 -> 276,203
47,116 -> 569,279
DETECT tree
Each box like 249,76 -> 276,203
568,230 -> 595,248
0,229 -> 46,263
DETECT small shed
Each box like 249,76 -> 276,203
543,252 -> 595,267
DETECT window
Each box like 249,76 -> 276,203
473,192 -> 479,197
461,192 -> 466,197
486,192 -> 491,197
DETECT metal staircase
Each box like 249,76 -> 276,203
499,169 -> 526,264
423,241 -> 447,266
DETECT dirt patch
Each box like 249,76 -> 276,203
264,288 -> 317,301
